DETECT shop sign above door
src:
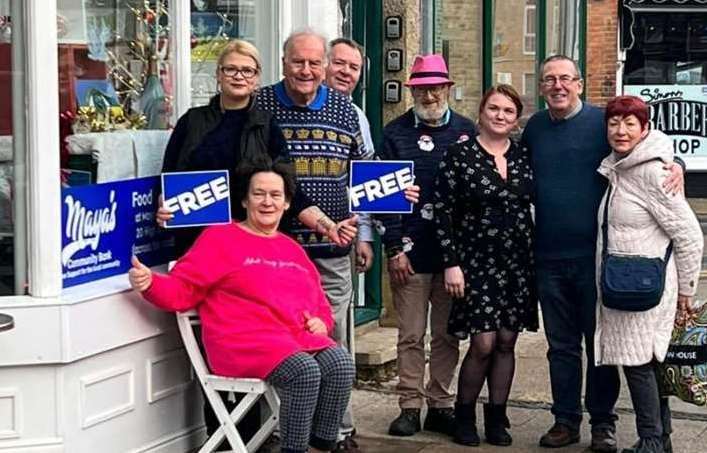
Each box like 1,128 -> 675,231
624,85 -> 707,169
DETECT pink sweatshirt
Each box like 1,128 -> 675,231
142,222 -> 335,379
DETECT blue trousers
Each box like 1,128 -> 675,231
537,257 -> 620,429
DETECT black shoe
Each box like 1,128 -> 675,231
483,403 -> 512,446
539,422 -> 580,448
332,435 -> 362,453
423,407 -> 455,435
621,437 -> 663,453
662,434 -> 672,453
453,402 -> 480,446
591,424 -> 618,452
388,408 -> 421,436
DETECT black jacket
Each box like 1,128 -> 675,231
161,95 -> 310,256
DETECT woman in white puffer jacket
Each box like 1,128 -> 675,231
594,95 -> 703,453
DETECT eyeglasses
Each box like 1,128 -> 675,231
412,85 -> 447,96
220,66 -> 258,79
541,75 -> 580,87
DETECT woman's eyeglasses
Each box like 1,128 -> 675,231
220,66 -> 258,79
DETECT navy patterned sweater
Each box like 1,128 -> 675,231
379,108 -> 477,274
256,82 -> 372,259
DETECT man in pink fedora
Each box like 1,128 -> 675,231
379,54 -> 477,437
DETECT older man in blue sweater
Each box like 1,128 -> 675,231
522,55 -> 684,453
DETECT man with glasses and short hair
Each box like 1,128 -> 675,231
380,54 -> 476,438
522,54 -> 684,452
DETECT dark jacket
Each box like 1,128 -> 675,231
162,95 -> 277,173
379,108 -> 477,274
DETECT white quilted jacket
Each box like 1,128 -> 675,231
594,130 -> 703,366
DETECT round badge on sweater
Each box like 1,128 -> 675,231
418,135 -> 434,152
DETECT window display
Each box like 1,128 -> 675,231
0,1 -> 26,296
58,0 -> 173,186
190,0 -> 257,106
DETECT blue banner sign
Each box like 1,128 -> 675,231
161,170 -> 231,228
349,161 -> 414,213
61,176 -> 173,288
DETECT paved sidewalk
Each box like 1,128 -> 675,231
350,321 -> 707,452
351,388 -> 707,452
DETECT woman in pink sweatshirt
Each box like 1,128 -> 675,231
129,160 -> 355,453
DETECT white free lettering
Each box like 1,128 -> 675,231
350,167 -> 414,208
164,176 -> 229,216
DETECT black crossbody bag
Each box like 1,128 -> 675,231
600,186 -> 673,312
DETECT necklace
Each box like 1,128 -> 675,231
477,135 -> 510,157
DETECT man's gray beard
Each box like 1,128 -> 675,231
413,101 -> 449,123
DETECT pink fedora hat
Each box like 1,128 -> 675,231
404,54 -> 454,87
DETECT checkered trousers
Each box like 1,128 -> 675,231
266,346 -> 355,452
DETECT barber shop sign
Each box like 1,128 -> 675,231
624,85 -> 707,169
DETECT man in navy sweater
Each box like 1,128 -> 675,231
522,55 -> 683,452
381,55 -> 477,437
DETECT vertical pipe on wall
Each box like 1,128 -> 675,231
24,0 -> 61,297
10,0 -> 26,294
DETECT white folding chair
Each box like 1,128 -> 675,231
176,310 -> 280,453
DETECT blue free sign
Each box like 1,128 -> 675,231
61,176 -> 173,288
349,161 -> 414,213
161,170 -> 232,228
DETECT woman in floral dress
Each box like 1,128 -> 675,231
433,84 -> 538,447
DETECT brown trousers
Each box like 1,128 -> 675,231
392,273 -> 460,409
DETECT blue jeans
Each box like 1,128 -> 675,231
537,257 -> 620,429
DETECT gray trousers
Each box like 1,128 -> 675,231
267,347 -> 355,452
313,256 -> 355,437
624,361 -> 672,440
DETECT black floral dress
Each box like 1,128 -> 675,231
433,138 -> 538,339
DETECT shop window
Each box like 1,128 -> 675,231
432,0 -> 483,120
190,0 -> 282,106
624,12 -> 707,85
56,0 -> 174,294
523,3 -> 536,55
58,0 -> 173,186
522,72 -> 535,97
490,0 -> 538,122
546,0 -> 581,61
0,3 -> 25,295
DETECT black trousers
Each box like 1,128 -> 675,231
624,361 -> 672,440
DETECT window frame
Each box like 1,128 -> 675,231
523,4 -> 537,55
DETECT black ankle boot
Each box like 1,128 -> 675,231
453,403 -> 480,446
483,403 -> 512,446
662,434 -> 672,453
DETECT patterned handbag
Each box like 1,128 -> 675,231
658,301 -> 707,406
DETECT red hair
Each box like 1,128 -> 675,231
605,96 -> 649,128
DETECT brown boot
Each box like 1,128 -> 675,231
539,422 -> 580,448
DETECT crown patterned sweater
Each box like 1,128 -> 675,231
256,82 -> 373,259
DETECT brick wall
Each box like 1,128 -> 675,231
586,0 -> 619,106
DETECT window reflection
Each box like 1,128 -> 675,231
57,0 -> 173,186
624,12 -> 707,85
191,0 -> 256,106
0,6 -> 13,294
492,0 -> 537,124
